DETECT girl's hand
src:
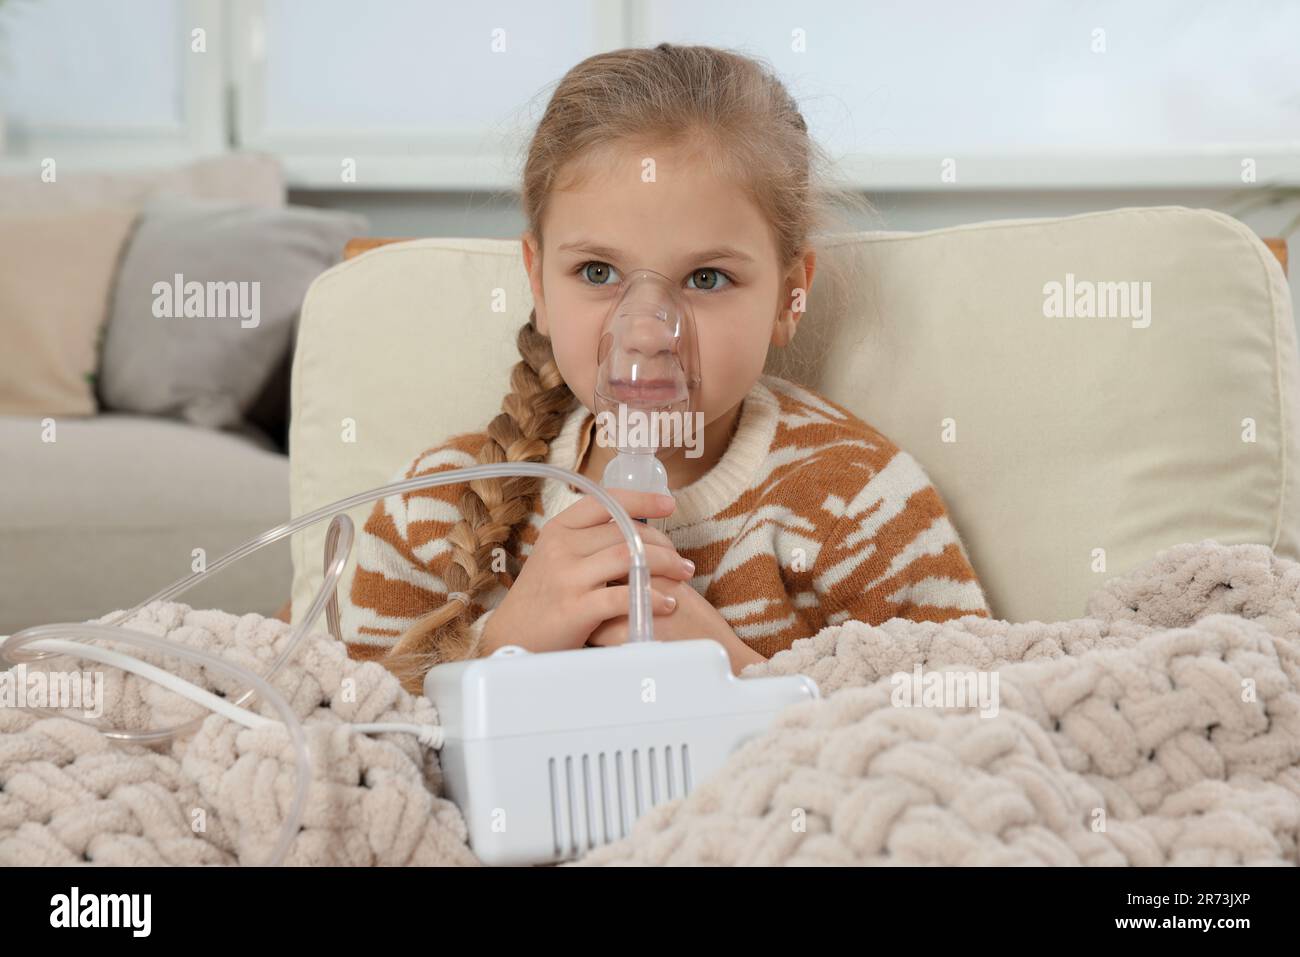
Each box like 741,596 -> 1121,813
478,488 -> 692,656
586,575 -> 767,676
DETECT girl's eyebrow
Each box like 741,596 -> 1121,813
557,241 -> 755,265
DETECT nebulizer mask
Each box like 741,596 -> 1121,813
593,268 -> 702,532
0,267 -> 815,867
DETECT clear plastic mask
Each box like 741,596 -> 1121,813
593,268 -> 702,460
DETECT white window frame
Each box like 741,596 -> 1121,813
227,0 -> 1300,191
5,0 -> 1296,190
0,0 -> 227,173
226,0 -> 629,190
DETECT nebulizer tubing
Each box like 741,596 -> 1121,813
0,463 -> 655,866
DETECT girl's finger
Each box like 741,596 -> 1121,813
588,622 -> 628,647
554,488 -> 676,532
590,584 -> 677,623
583,542 -> 694,589
565,514 -> 676,559
592,629 -> 626,650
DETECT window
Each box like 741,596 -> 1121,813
0,0 -> 224,163
1,0 -> 1296,189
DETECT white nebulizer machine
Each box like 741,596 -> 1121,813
0,269 -> 819,868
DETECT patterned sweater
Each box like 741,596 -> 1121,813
339,373 -> 991,663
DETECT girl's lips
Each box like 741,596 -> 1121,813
608,379 -> 681,402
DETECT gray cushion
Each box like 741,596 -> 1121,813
0,413 -> 291,634
99,194 -> 366,429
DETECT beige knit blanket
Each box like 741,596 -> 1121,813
2,539 -> 1297,866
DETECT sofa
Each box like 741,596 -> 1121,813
0,154 -> 364,635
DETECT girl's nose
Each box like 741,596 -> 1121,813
619,312 -> 674,358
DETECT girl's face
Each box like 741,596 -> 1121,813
521,141 -> 815,451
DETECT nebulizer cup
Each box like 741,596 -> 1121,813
593,269 -> 702,532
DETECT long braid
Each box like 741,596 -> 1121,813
380,311 -> 575,694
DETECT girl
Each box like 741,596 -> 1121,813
340,43 -> 991,694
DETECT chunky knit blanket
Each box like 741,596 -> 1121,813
2,539 -> 1297,866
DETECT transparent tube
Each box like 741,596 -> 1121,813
7,626 -> 311,868
0,463 -> 653,865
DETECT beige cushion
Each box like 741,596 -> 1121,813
0,152 -> 284,214
0,206 -> 138,416
289,207 -> 1299,625
0,413 -> 291,634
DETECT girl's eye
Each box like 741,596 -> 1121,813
576,261 -> 733,291
686,268 -> 732,292
578,261 -> 621,286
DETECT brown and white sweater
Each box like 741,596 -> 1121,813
339,373 -> 991,663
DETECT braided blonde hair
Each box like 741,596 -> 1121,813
379,42 -> 873,694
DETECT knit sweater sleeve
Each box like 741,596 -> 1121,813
337,432 -> 497,658
810,448 -> 991,629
